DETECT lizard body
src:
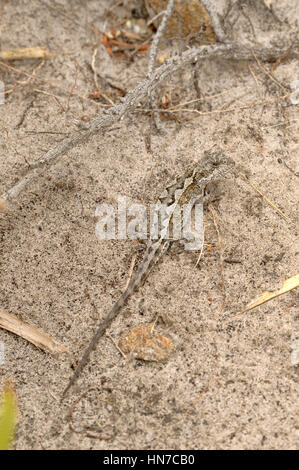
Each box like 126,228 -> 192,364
62,152 -> 235,397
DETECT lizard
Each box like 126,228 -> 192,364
62,151 -> 236,397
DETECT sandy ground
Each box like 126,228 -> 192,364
0,0 -> 298,450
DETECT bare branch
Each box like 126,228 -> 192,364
1,40 -> 297,202
147,0 -> 176,78
147,0 -> 176,129
200,0 -> 227,42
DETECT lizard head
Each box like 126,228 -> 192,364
202,151 -> 235,171
193,151 -> 236,183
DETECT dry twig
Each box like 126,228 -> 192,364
238,171 -> 296,227
200,0 -> 227,42
147,0 -> 176,77
1,40 -> 297,202
0,309 -> 67,356
0,46 -> 53,61
147,0 -> 176,129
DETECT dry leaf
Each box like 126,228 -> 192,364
147,0 -> 215,42
0,310 -> 67,357
119,324 -> 174,361
243,274 -> 299,313
158,53 -> 168,64
0,46 -> 53,61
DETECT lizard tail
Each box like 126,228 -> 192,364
62,291 -> 130,399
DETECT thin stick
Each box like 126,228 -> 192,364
195,221 -> 205,267
0,59 -> 107,107
106,333 -> 126,358
91,47 -> 99,91
147,0 -> 176,129
147,0 -> 175,78
124,254 -> 137,290
34,88 -> 66,112
154,91 -> 291,115
0,309 -> 67,356
0,46 -> 53,60
238,172 -> 296,227
1,41 -> 297,202
250,46 -> 288,91
167,85 -> 250,108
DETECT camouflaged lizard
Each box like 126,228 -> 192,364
62,152 -> 236,397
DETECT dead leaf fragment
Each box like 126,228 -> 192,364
242,274 -> 299,313
158,53 -> 168,64
147,0 -> 215,42
0,46 -> 53,61
119,324 -> 174,361
0,310 -> 67,357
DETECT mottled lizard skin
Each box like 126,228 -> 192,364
62,152 -> 235,397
